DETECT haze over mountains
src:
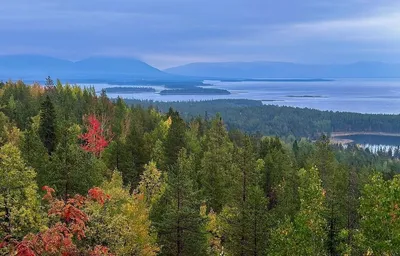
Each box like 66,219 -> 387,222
0,55 -> 170,82
0,55 -> 399,82
165,61 -> 400,79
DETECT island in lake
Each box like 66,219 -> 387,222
286,95 -> 325,98
104,87 -> 156,93
160,87 -> 231,95
218,78 -> 334,82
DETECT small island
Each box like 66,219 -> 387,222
286,95 -> 325,98
218,78 -> 334,82
104,87 -> 156,93
159,87 -> 231,95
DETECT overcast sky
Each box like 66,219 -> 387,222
0,0 -> 399,68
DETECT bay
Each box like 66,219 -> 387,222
79,78 -> 400,114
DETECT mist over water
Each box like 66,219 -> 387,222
82,78 -> 400,114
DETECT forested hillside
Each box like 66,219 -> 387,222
126,99 -> 400,139
1,80 -> 400,255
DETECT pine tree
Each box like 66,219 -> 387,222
221,137 -> 269,255
38,95 -> 57,154
153,149 -> 207,256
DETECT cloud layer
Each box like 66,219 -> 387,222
0,0 -> 399,68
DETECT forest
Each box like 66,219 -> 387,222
126,99 -> 400,139
1,79 -> 400,255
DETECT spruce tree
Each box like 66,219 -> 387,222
200,116 -> 235,212
269,167 -> 327,255
164,109 -> 186,168
153,148 -> 207,256
221,137 -> 269,255
38,95 -> 57,154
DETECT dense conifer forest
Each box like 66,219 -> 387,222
126,99 -> 400,138
1,80 -> 400,255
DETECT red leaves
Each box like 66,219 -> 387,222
15,241 -> 36,256
5,186 -> 112,256
42,185 -> 55,201
88,187 -> 110,205
89,245 -> 114,256
79,115 -> 112,156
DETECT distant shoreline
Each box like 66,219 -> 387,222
330,132 -> 400,144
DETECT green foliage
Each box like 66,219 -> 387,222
125,99 -> 400,138
153,149 -> 208,256
38,95 -> 57,154
200,116 -> 236,212
269,167 -> 327,255
1,81 -> 400,254
0,143 -> 44,239
164,109 -> 186,168
221,137 -> 269,255
48,124 -> 104,199
358,173 -> 400,255
85,172 -> 159,256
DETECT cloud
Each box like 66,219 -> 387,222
278,12 -> 400,41
0,0 -> 399,67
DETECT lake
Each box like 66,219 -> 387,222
334,134 -> 400,154
80,78 -> 400,114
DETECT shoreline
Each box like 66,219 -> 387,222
331,132 -> 400,137
330,132 -> 400,145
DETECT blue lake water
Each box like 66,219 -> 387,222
335,134 -> 400,154
336,135 -> 400,146
80,78 -> 400,114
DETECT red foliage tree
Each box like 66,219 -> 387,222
1,186 -> 113,256
79,115 -> 112,157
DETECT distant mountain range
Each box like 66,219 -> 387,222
0,55 -> 399,82
0,55 -> 171,82
164,61 -> 400,79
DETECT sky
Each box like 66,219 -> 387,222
0,0 -> 399,68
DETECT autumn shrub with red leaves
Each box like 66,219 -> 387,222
1,186 -> 114,256
79,115 -> 112,157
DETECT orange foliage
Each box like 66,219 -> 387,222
1,186 -> 113,256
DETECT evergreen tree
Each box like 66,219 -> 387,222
313,135 -> 347,254
21,117 -> 49,187
45,76 -> 54,86
221,137 -> 269,255
164,109 -> 186,168
38,95 -> 57,154
49,124 -> 104,199
153,149 -> 207,256
260,137 -> 298,217
269,167 -> 327,255
200,116 -> 235,212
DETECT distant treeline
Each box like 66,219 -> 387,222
159,87 -> 230,95
125,99 -> 400,138
104,87 -> 156,93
